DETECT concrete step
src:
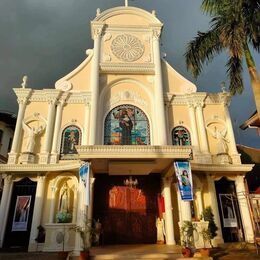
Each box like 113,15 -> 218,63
90,253 -> 183,259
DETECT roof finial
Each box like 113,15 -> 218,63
220,81 -> 226,93
125,0 -> 128,7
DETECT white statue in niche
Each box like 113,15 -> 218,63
22,121 -> 45,153
59,182 -> 70,212
207,125 -> 229,154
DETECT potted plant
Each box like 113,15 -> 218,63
180,220 -> 197,257
199,227 -> 211,256
73,218 -> 97,260
201,206 -> 218,248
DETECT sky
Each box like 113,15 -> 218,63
0,0 -> 259,147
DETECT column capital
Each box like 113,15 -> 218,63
37,175 -> 46,183
163,176 -> 173,186
2,174 -> 13,184
14,88 -> 32,105
151,24 -> 163,40
219,93 -> 231,107
91,22 -> 105,39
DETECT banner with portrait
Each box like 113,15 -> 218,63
12,195 -> 31,231
219,194 -> 237,227
174,161 -> 193,201
79,162 -> 90,206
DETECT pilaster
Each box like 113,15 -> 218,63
206,175 -> 224,246
152,26 -> 167,145
89,23 -> 104,145
28,176 -> 46,251
162,177 -> 176,245
235,175 -> 254,242
0,175 -> 13,247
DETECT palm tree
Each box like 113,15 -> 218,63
185,0 -> 260,116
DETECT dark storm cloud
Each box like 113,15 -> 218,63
0,0 -> 259,147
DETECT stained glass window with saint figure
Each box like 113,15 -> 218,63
172,126 -> 191,146
104,105 -> 150,145
60,125 -> 81,154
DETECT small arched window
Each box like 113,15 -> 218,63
104,104 -> 150,145
60,125 -> 81,155
172,126 -> 191,146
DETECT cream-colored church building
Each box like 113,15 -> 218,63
0,3 -> 255,253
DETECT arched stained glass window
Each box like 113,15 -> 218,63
172,126 -> 191,146
60,125 -> 81,155
104,105 -> 150,145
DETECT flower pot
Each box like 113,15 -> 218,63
181,247 -> 192,257
200,248 -> 210,257
80,251 -> 89,260
58,251 -> 68,260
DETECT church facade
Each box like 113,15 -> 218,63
0,5 -> 255,252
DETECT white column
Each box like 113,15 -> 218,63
72,186 -> 78,224
176,184 -> 183,223
196,190 -> 204,217
195,103 -> 209,153
188,103 -> 199,149
83,102 -> 90,145
43,99 -> 57,154
0,175 -> 12,247
87,177 -> 95,221
28,176 -> 46,252
10,101 -> 26,154
206,175 -> 224,245
180,200 -> 192,222
89,25 -> 103,145
74,180 -> 84,253
162,177 -> 176,245
152,28 -> 167,145
48,185 -> 57,223
51,100 -> 65,155
235,176 -> 254,242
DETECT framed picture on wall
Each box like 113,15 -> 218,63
12,195 -> 31,231
219,194 -> 237,227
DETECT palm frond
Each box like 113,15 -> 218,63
226,55 -> 244,95
185,29 -> 223,78
201,0 -> 226,15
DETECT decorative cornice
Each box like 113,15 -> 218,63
0,161 -> 81,172
66,92 -> 91,104
76,145 -> 192,159
25,90 -> 91,104
191,163 -> 254,172
105,26 -> 152,33
165,93 -> 230,106
100,63 -> 154,74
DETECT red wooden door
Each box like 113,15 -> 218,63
93,175 -> 160,244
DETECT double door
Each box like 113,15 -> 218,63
94,175 -> 160,244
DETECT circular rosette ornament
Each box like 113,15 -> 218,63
111,34 -> 145,62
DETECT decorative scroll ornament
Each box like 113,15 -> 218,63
111,34 -> 144,62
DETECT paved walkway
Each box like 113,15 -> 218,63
0,243 -> 258,259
